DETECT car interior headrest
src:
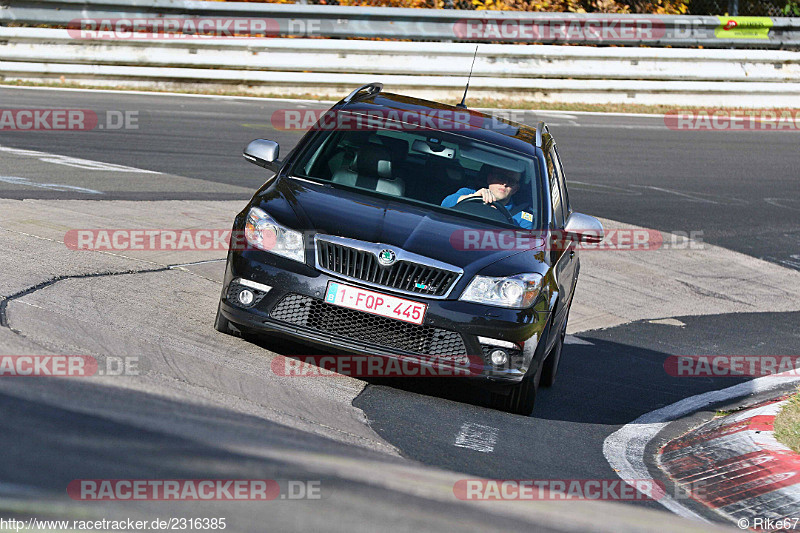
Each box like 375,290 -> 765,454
357,145 -> 392,180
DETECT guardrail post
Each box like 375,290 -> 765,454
728,0 -> 739,16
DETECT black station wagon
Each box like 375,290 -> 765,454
215,83 -> 603,415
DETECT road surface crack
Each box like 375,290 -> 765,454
0,268 -> 169,331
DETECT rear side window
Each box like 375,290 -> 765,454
547,147 -> 565,228
553,146 -> 570,217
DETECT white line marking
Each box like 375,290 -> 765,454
552,124 -> 669,130
454,422 -> 499,453
569,181 -> 642,196
0,175 -> 103,195
0,145 -> 160,173
778,255 -> 800,270
764,198 -> 800,212
630,184 -> 720,205
603,371 -> 800,521
169,258 -> 226,268
564,335 -> 594,345
647,318 -> 686,327
477,107 -> 669,119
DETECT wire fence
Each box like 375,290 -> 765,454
688,0 -> 798,15
241,0 -> 799,15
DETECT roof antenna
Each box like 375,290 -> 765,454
456,46 -> 479,109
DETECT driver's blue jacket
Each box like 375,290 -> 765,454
441,188 -> 534,230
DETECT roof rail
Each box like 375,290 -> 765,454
343,82 -> 384,104
535,121 -> 549,147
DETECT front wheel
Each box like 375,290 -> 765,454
540,308 -> 568,388
490,372 -> 538,416
214,304 -> 235,335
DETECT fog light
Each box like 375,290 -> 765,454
490,349 -> 509,366
238,289 -> 255,306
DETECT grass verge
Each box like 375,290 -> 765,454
774,388 -> 800,453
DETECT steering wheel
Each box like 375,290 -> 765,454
453,195 -> 516,225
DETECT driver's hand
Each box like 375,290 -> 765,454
473,188 -> 496,204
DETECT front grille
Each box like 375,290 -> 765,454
270,294 -> 467,357
316,240 -> 458,298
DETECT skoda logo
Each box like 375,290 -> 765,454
377,249 -> 396,266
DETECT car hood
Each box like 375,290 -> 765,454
265,177 -> 546,273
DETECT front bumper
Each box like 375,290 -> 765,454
219,249 -> 549,384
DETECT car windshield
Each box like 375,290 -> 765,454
289,116 -> 543,229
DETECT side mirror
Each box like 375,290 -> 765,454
564,212 -> 604,243
243,139 -> 280,171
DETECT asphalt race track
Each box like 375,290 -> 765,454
1,85 -> 799,531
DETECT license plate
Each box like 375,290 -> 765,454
325,282 -> 427,325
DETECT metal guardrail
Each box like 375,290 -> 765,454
2,0 -> 800,48
1,27 -> 799,106
3,27 -> 799,82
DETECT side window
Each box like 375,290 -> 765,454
553,146 -> 570,216
547,147 -> 565,228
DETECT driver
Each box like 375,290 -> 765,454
441,166 -> 535,229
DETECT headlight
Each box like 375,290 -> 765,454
244,207 -> 305,263
459,273 -> 543,309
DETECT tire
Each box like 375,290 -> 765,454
490,371 -> 538,416
540,307 -> 568,388
214,304 -> 234,335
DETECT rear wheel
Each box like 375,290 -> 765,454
540,307 -> 568,388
